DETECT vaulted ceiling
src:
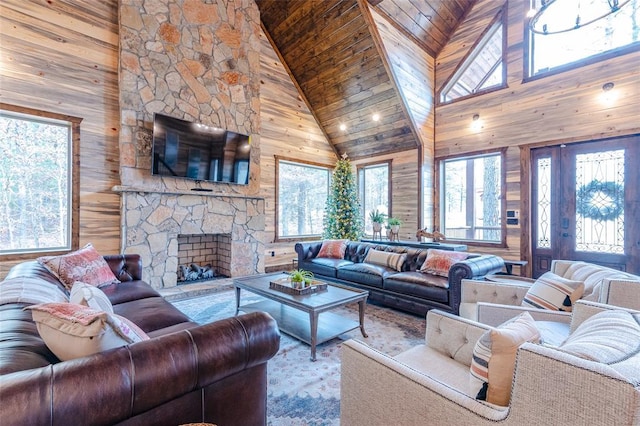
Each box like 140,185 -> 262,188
256,0 -> 475,159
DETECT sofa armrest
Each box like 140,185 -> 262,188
0,312 -> 280,426
461,278 -> 532,304
476,302 -> 571,327
104,254 -> 143,282
295,241 -> 324,263
447,255 -> 505,315
599,277 -> 640,310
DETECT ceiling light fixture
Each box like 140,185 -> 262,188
339,123 -> 347,131
471,114 -> 482,132
372,113 -> 380,122
529,0 -> 631,35
600,81 -> 617,105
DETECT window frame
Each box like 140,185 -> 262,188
436,148 -> 507,248
0,103 -> 81,261
357,160 -> 392,237
437,5 -> 508,106
274,155 -> 332,242
523,0 -> 640,82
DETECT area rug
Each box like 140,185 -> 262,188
171,289 -> 426,426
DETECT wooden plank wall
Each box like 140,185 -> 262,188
435,0 -> 640,269
0,0 -> 121,278
259,29 -> 338,270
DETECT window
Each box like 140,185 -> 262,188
276,158 -> 330,239
358,162 -> 390,236
0,106 -> 80,257
440,152 -> 504,244
440,9 -> 506,104
527,0 -> 640,77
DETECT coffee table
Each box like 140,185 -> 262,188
234,272 -> 369,361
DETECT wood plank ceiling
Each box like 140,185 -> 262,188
256,0 -> 475,159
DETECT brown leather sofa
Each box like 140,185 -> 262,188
0,254 -> 280,426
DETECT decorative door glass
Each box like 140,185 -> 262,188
536,156 -> 552,249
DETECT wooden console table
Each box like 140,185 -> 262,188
361,239 -> 467,251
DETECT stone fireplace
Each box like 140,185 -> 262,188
176,233 -> 231,282
117,189 -> 265,289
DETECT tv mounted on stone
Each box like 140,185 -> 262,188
151,113 -> 251,185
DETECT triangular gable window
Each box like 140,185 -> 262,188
440,11 -> 506,104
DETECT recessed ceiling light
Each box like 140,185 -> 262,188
372,113 -> 380,122
339,123 -> 347,131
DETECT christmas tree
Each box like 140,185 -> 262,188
323,155 -> 364,240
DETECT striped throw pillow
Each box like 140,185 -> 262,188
522,272 -> 585,312
364,249 -> 406,272
469,312 -> 541,406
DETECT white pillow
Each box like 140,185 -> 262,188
70,281 -> 113,313
26,302 -> 149,361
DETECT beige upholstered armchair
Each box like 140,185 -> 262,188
341,301 -> 640,426
459,259 -> 640,327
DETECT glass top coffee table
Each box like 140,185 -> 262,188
234,272 -> 369,361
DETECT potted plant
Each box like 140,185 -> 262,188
368,209 -> 387,232
387,217 -> 402,233
289,269 -> 314,289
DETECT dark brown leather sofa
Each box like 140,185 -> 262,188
0,254 -> 280,426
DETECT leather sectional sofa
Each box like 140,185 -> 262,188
0,254 -> 280,426
295,240 -> 504,316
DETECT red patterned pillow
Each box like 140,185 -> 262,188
317,239 -> 348,259
38,243 -> 120,291
419,249 -> 468,277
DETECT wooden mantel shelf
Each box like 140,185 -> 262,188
112,185 -> 265,201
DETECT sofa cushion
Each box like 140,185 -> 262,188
419,249 -> 468,277
306,258 -> 353,278
37,243 -> 120,290
522,272 -> 584,312
558,310 -> 640,363
113,297 -> 194,334
317,239 -> 348,259
337,263 -> 390,288
563,261 -> 630,301
26,302 -> 149,361
383,272 -> 449,303
470,311 -> 541,406
70,281 -> 113,313
364,249 -> 406,272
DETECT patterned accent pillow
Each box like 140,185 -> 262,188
522,272 -> 584,312
317,239 -> 348,259
419,249 -> 468,277
557,310 -> 640,363
70,281 -> 114,314
38,243 -> 120,291
469,312 -> 541,406
364,249 -> 407,272
26,302 -> 149,361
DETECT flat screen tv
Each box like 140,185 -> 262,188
151,113 -> 251,185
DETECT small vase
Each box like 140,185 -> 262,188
372,222 -> 382,232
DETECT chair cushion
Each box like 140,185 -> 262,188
419,249 -> 468,277
470,312 -> 541,406
364,249 -> 406,272
317,239 -> 348,259
522,272 -> 584,312
558,310 -> 640,363
37,243 -> 120,290
26,302 -> 149,361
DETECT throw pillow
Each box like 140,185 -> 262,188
317,239 -> 348,259
470,312 -> 541,406
70,281 -> 114,314
38,243 -> 120,291
521,272 -> 584,312
558,310 -> 640,363
363,249 -> 407,272
419,249 -> 468,277
26,302 -> 149,361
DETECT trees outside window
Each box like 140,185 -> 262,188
358,162 -> 389,236
440,152 -> 504,244
0,107 -> 78,256
277,158 -> 330,239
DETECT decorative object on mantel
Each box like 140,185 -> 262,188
270,269 -> 327,295
529,0 -> 632,35
323,155 -> 364,241
416,228 -> 447,243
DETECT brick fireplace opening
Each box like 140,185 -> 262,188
176,234 -> 231,284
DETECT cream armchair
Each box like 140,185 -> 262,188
340,301 -> 640,426
459,259 -> 640,327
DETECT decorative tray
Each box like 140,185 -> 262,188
269,277 -> 328,295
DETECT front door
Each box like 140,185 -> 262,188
531,136 -> 639,278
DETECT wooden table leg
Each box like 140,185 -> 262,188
234,287 -> 241,315
309,312 -> 319,361
358,299 -> 368,338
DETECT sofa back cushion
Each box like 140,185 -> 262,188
562,261 -> 633,301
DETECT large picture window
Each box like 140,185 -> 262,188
0,106 -> 80,256
440,151 -> 505,244
358,162 -> 390,236
527,0 -> 639,77
276,158 -> 330,239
